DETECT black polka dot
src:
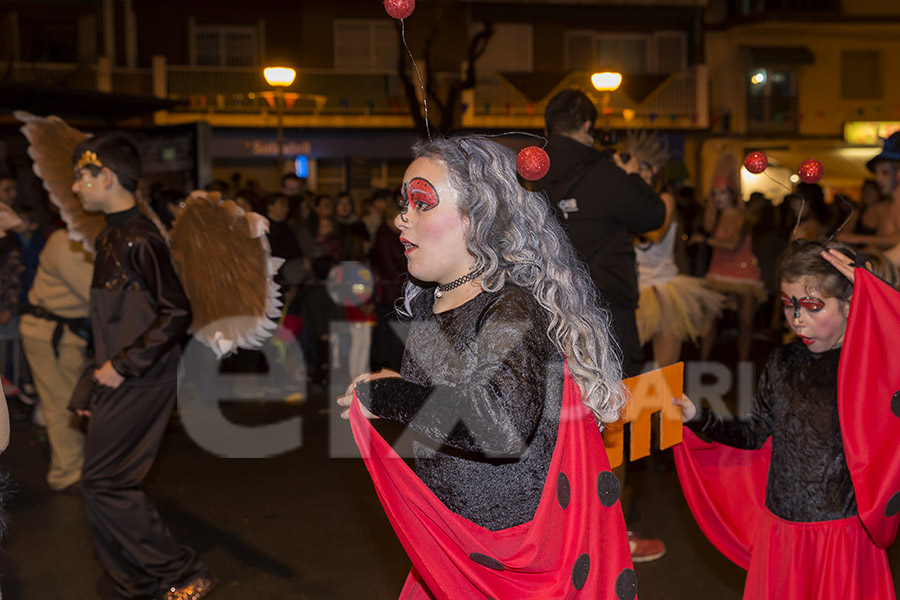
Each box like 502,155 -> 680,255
469,552 -> 504,571
597,471 -> 621,507
891,392 -> 900,418
557,473 -> 571,509
571,553 -> 590,590
886,492 -> 900,517
615,567 -> 638,600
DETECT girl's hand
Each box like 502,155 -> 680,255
821,249 -> 863,284
336,369 -> 401,420
672,394 -> 697,422
336,393 -> 377,420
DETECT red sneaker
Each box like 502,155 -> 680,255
628,531 -> 666,563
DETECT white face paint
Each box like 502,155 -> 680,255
395,157 -> 472,286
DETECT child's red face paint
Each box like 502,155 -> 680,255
781,278 -> 849,353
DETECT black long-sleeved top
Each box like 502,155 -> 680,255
538,135 -> 665,309
687,342 -> 856,522
91,206 -> 191,382
356,285 -> 564,531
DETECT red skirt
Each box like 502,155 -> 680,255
743,509 -> 895,600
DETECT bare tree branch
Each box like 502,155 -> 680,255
396,17 -> 495,136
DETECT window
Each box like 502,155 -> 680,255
564,31 -> 685,74
841,51 -> 881,100
194,25 -> 258,67
746,68 -> 797,134
334,20 -> 398,71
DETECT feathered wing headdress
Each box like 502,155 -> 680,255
17,112 -> 282,358
14,111 -> 105,251
15,110 -> 169,250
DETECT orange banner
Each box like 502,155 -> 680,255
604,362 -> 684,469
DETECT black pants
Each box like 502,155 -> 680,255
81,380 -> 206,599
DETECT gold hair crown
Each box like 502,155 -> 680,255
76,150 -> 103,171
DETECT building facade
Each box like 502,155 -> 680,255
2,0 -> 709,197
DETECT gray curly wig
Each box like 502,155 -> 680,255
399,135 -> 627,425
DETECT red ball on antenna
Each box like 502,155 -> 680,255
516,146 -> 550,181
384,0 -> 414,19
798,158 -> 824,184
743,151 -> 768,174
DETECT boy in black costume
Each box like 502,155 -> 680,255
70,133 -> 214,600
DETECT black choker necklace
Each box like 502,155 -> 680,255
434,268 -> 483,299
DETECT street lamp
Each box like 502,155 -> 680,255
591,71 -> 622,146
263,66 -> 297,175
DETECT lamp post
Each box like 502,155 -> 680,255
591,71 -> 622,146
263,66 -> 297,175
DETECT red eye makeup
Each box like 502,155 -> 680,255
780,293 -> 825,319
401,177 -> 440,213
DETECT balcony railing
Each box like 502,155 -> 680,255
3,60 -> 707,129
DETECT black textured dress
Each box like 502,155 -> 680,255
357,284 -> 564,531
688,342 -> 856,521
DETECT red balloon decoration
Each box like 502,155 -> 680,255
743,151 -> 768,174
516,146 -> 550,181
798,158 -> 824,184
384,0 -> 415,19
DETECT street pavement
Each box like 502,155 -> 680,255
1,335 -> 898,599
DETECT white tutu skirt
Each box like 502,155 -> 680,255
636,275 -> 726,345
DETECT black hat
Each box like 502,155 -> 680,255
867,132 -> 900,172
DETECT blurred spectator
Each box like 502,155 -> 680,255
234,188 -> 261,214
845,178 -> 888,238
149,188 -> 185,229
362,188 -> 392,241
369,199 -> 406,371
281,173 -> 303,198
0,173 -> 18,208
15,206 -> 46,304
691,172 -> 766,362
20,229 -> 93,491
334,191 -> 369,261
790,182 -> 829,241
265,193 -> 304,293
204,179 -> 231,198
299,256 -> 341,386
748,192 -> 789,337
311,194 -> 336,238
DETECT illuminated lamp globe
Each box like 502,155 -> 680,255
591,72 -> 622,92
264,67 -> 296,88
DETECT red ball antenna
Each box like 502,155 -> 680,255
384,0 -> 414,20
516,146 -> 550,181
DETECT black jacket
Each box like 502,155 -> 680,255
538,135 -> 665,308
91,206 -> 191,383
